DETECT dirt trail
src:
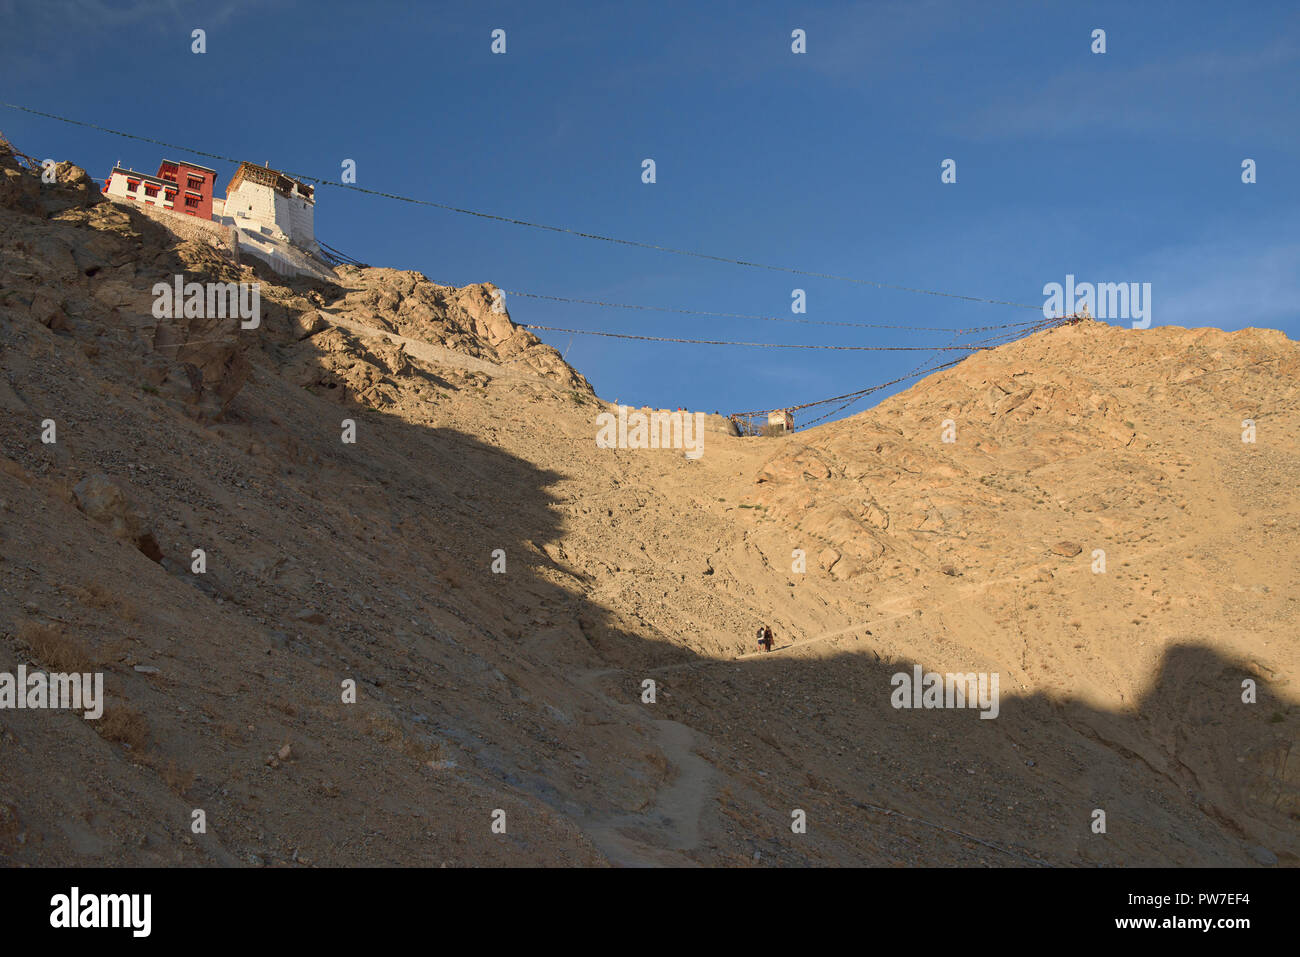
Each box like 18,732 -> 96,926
734,533 -> 1197,662
574,669 -> 715,867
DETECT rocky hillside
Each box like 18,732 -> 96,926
1,133 -> 1295,867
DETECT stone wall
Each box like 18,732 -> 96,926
235,226 -> 335,282
106,196 -> 239,263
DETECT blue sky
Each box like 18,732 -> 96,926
2,0 -> 1297,421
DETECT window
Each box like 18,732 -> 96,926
144,185 -> 158,197
185,196 -> 199,208
126,180 -> 139,192
187,176 -> 204,190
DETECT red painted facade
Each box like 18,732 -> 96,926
157,159 -> 217,219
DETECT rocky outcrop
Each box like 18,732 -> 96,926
0,132 -> 43,214
0,132 -> 103,216
330,267 -> 593,392
73,473 -> 163,561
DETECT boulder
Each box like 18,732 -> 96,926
72,474 -> 163,562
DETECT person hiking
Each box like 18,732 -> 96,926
758,624 -> 774,653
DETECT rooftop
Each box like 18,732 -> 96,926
160,157 -> 219,177
109,167 -> 175,188
227,161 -> 314,201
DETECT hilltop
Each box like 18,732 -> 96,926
1,134 -> 1295,867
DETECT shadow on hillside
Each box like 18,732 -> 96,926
691,641 -> 1296,865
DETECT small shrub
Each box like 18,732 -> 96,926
97,702 -> 149,751
17,620 -> 96,672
